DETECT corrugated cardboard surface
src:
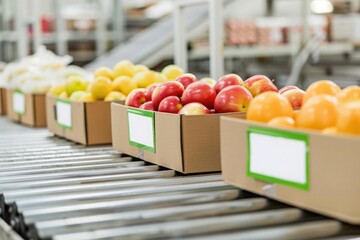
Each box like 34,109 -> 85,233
112,103 -> 245,173
0,88 -> 7,115
5,89 -> 46,127
85,102 -> 112,145
46,95 -> 112,145
221,116 -> 360,224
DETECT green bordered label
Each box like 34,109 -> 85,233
127,108 -> 156,153
13,90 -> 25,115
247,126 -> 309,191
56,99 -> 72,129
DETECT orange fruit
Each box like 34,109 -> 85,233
247,92 -> 293,123
336,101 -> 360,135
303,80 -> 341,105
297,95 -> 338,130
322,126 -> 338,135
337,85 -> 360,104
268,116 -> 295,128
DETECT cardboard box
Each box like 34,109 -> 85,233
46,95 -> 113,145
5,89 -> 46,127
221,116 -> 360,224
111,103 -> 245,174
0,88 -> 7,115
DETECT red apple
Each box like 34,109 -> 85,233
139,101 -> 154,111
179,102 -> 210,115
181,81 -> 217,109
214,85 -> 253,113
200,77 -> 216,88
152,81 -> 184,110
144,83 -> 160,101
214,73 -> 244,93
125,88 -> 146,108
175,73 -> 197,89
281,88 -> 305,109
278,85 -> 299,94
244,75 -> 278,96
158,96 -> 183,113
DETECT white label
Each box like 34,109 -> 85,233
56,101 -> 72,128
13,92 -> 25,114
249,132 -> 307,184
128,111 -> 154,149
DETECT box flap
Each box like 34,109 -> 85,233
155,111 -> 183,172
85,101 -> 112,145
33,94 -> 47,127
181,112 -> 245,173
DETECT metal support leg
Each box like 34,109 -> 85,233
95,0 -> 107,57
32,0 -> 42,52
174,2 -> 188,72
209,0 -> 224,79
15,0 -> 28,59
113,0 -> 125,45
54,0 -> 66,55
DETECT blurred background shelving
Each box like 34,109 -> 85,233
2,0 -> 360,87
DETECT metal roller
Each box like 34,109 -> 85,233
0,121 -> 359,240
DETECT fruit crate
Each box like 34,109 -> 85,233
111,102 -> 245,174
220,116 -> 360,224
46,95 -> 116,145
5,89 -> 46,127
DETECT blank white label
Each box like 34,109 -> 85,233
13,92 -> 25,114
56,101 -> 72,128
249,132 -> 307,185
128,111 -> 154,149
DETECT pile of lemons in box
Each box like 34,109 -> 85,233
48,60 -> 184,102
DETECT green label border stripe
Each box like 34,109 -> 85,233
56,99 -> 72,130
247,126 -> 310,191
127,108 -> 156,153
13,90 -> 26,115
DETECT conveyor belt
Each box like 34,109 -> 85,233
0,117 -> 359,240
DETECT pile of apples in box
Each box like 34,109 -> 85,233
125,71 -> 360,136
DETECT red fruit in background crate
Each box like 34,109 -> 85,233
139,101 -> 154,111
179,103 -> 211,115
214,73 -> 244,93
158,96 -> 183,114
152,81 -> 184,110
281,88 -> 305,109
175,73 -> 197,89
181,81 -> 217,109
214,85 -> 253,113
125,89 -> 147,108
244,75 -> 278,97
144,83 -> 160,102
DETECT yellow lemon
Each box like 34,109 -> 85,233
112,76 -> 137,95
65,76 -> 88,96
161,65 -> 184,81
88,76 -> 113,100
104,91 -> 127,101
133,64 -> 149,74
48,83 -> 66,96
112,60 -> 135,78
94,67 -> 114,80
133,70 -> 158,88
